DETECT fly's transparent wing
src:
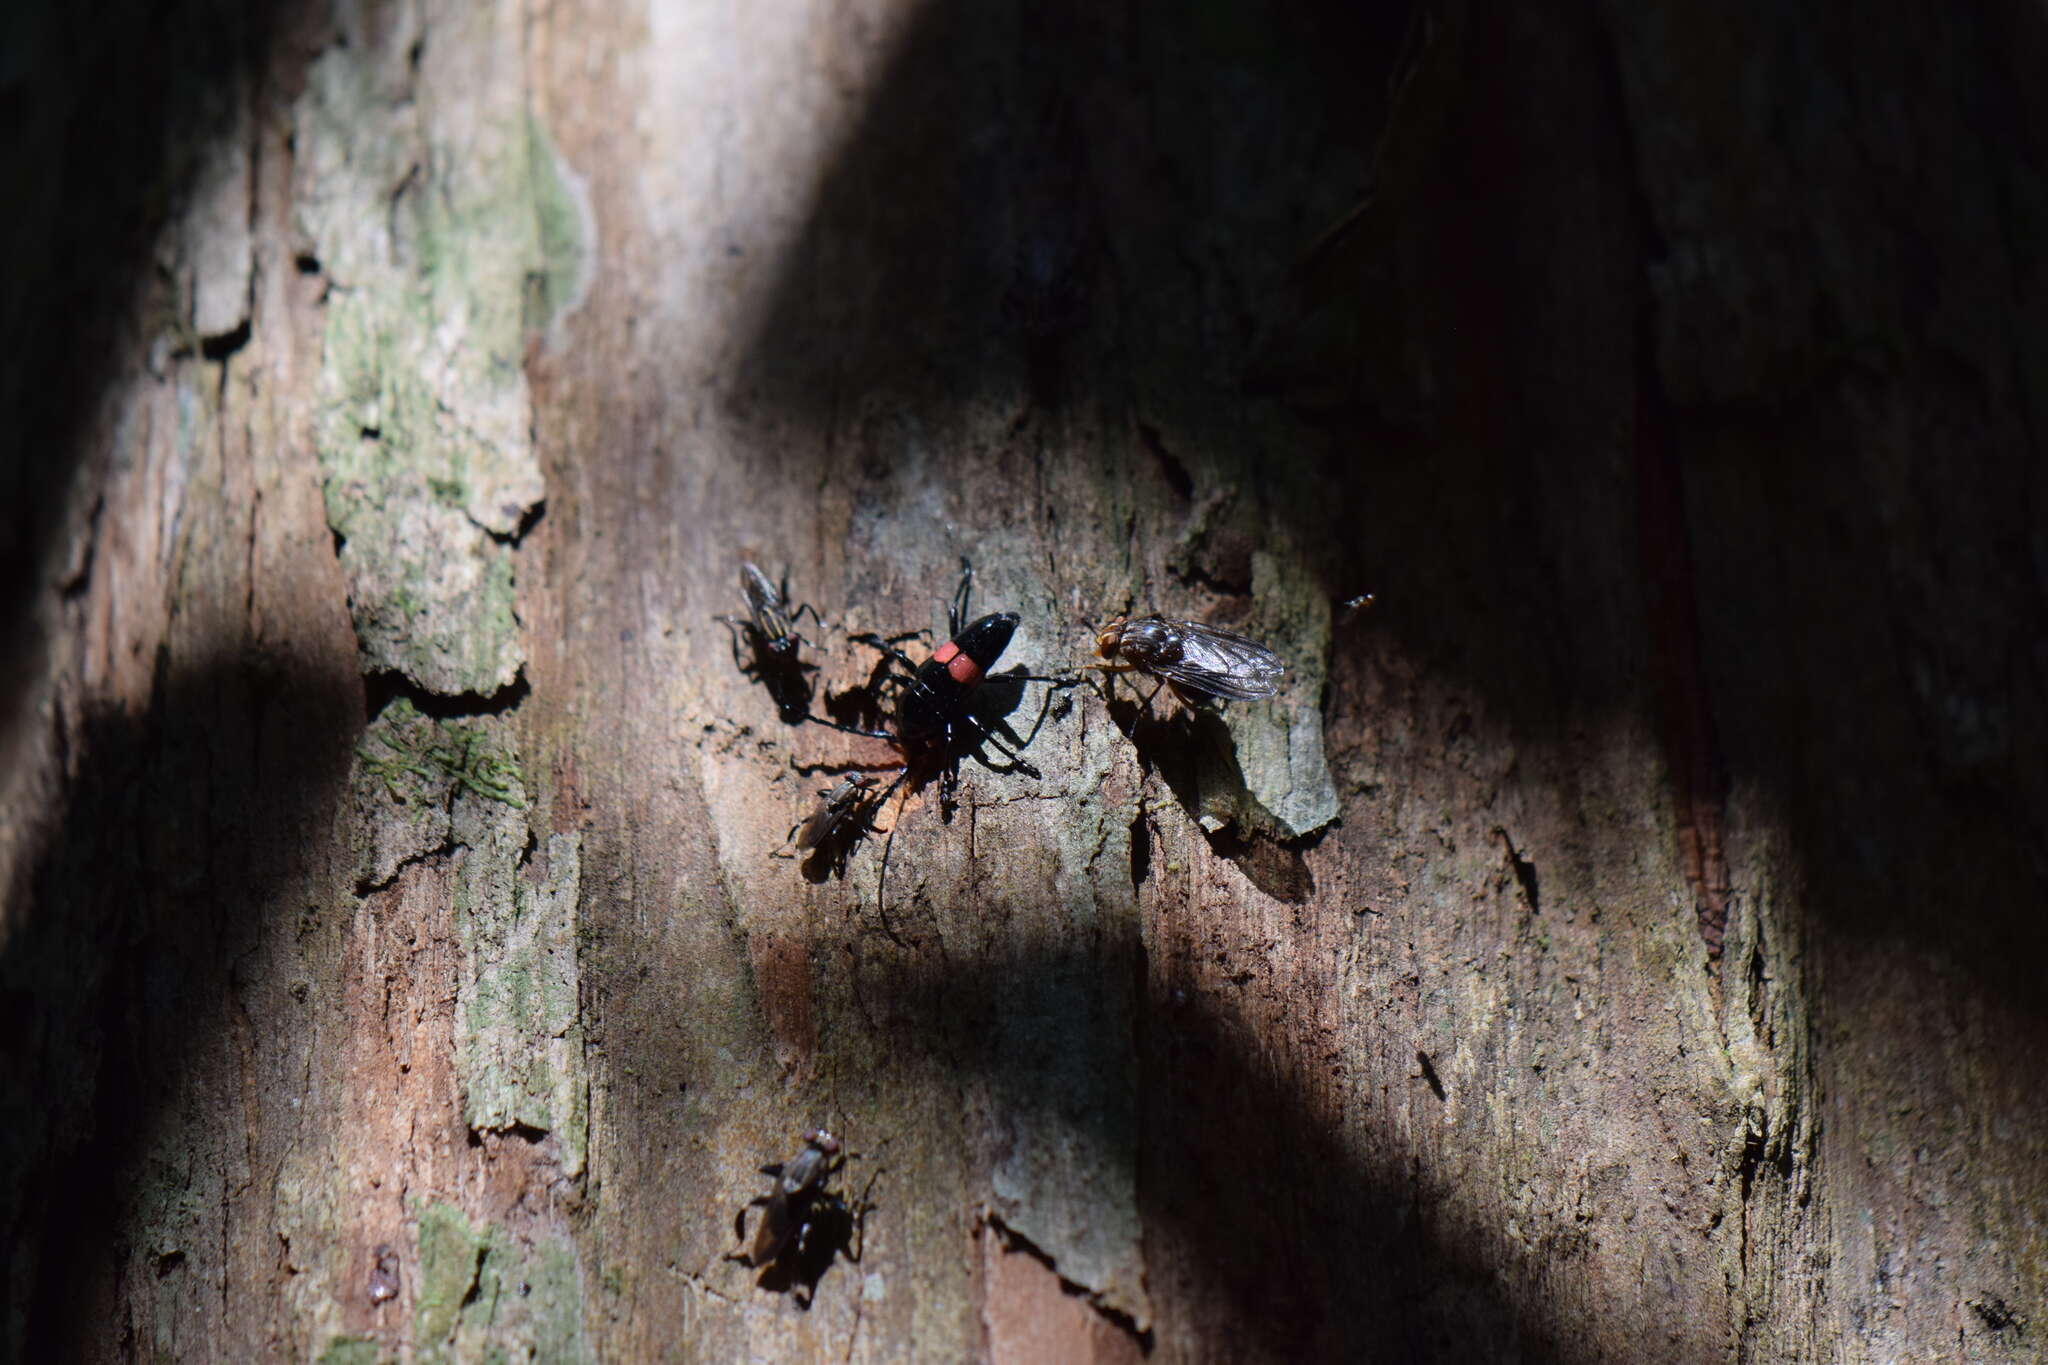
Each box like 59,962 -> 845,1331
1140,619 -> 1287,700
740,561 -> 794,644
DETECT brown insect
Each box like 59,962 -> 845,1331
747,1129 -> 845,1268
1092,614 -> 1287,703
788,775 -> 880,854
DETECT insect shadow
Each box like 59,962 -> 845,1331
1098,675 -> 1316,905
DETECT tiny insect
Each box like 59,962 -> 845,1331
367,1244 -> 400,1305
779,774 -> 885,880
791,774 -> 880,852
717,561 -> 828,725
746,1129 -> 845,1269
1092,614 -> 1287,703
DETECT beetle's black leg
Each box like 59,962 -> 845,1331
850,633 -> 924,676
773,565 -> 829,634
801,715 -> 897,740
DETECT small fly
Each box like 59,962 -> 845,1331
731,1127 -> 875,1305
1092,614 -> 1287,705
777,773 -> 883,880
745,1129 -> 844,1269
718,561 -> 828,725
791,774 -> 880,853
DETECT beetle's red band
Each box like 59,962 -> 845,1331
947,654 -> 982,685
933,640 -> 960,665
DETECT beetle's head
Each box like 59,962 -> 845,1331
952,611 -> 1018,670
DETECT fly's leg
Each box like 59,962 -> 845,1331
716,616 -> 754,672
775,566 -> 832,633
845,1167 -> 883,1264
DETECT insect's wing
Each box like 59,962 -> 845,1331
782,1146 -> 827,1193
739,562 -> 792,640
751,1197 -> 793,1265
1150,622 -> 1287,700
794,807 -> 833,850
796,784 -> 861,850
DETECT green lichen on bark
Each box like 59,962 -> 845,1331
316,1336 -> 385,1365
415,1200 -> 490,1352
414,1201 -> 589,1364
525,114 -> 592,335
295,10 -> 559,696
449,738 -> 586,1176
350,697 -> 524,889
348,698 -> 586,1171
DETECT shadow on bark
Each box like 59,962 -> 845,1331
0,0 -> 317,761
715,0 -> 2048,1354
1,0 -> 345,1352
0,651 -> 358,1358
728,0 -> 2048,1024
915,936 -> 1566,1361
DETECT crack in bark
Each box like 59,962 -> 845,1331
364,666 -> 533,722
354,839 -> 463,897
984,1214 -> 1153,1352
1492,826 -> 1541,914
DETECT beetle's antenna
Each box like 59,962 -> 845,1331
870,770 -> 913,945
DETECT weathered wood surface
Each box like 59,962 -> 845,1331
2,0 -> 2044,1360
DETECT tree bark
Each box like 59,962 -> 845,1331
4,0 -> 2044,1361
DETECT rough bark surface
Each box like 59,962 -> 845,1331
3,0 -> 2044,1361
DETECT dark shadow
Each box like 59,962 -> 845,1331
726,0 -> 2048,1028
711,0 -> 2048,1353
0,0 -> 320,763
1103,687 -> 1316,902
1,650 -> 359,1358
729,0 -> 1405,438
738,1183 -> 871,1312
0,4 -> 408,1344
796,934 -> 1591,1362
723,625 -> 823,729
